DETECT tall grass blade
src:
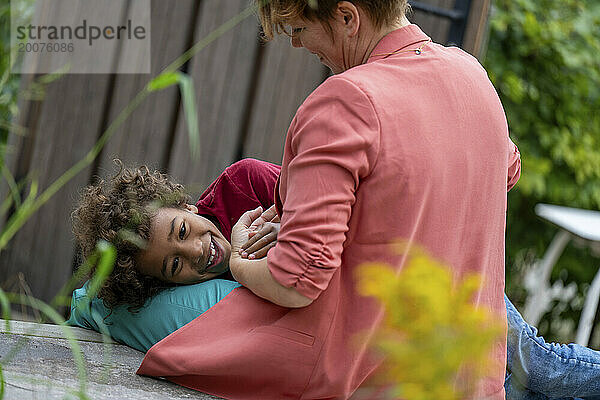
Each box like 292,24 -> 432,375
0,177 -> 38,250
147,71 -> 179,92
86,241 -> 116,298
0,164 -> 22,210
164,4 -> 257,74
146,71 -> 199,158
0,288 -> 10,330
51,249 -> 97,309
0,363 -> 4,399
177,73 -> 200,159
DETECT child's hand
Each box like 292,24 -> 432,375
240,205 -> 280,259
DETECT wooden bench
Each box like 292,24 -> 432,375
0,319 -> 220,399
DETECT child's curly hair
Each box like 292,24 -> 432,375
72,160 -> 191,311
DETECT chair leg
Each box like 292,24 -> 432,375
523,230 -> 571,325
575,265 -> 600,346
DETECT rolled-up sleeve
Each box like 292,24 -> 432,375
507,137 -> 521,192
267,77 -> 380,300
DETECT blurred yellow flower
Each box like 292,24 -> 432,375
356,245 -> 504,400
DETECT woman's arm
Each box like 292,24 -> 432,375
230,256 -> 313,308
231,78 -> 378,308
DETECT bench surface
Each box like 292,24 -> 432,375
0,319 -> 220,399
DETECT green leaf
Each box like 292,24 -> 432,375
0,363 -> 4,399
146,71 -> 200,158
0,287 -> 10,328
177,72 -> 200,159
87,240 -> 116,298
146,71 -> 180,92
523,12 -> 541,38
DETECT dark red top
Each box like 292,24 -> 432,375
194,158 -> 280,241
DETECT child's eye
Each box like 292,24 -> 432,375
179,222 -> 186,240
292,27 -> 305,35
172,257 -> 179,277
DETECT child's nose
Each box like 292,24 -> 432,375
182,235 -> 206,265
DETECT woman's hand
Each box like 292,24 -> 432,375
240,205 -> 280,259
230,206 -> 264,258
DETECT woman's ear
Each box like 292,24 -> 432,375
336,1 -> 360,37
185,204 -> 198,214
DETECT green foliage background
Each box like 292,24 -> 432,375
485,0 -> 600,341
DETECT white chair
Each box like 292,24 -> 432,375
523,203 -> 600,346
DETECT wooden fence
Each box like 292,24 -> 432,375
0,0 -> 491,310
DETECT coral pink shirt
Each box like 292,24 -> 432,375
139,25 -> 520,400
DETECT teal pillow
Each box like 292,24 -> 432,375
66,279 -> 241,352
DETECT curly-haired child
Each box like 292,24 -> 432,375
72,158 -> 280,311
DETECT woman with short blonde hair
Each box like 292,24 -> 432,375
139,2 -> 519,398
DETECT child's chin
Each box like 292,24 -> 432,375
207,262 -> 229,277
217,263 -> 230,275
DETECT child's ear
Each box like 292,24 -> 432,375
185,204 -> 198,214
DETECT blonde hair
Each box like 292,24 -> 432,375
256,0 -> 409,40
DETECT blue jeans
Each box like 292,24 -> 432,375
505,294 -> 600,400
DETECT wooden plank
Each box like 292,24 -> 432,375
409,0 -> 455,44
242,35 -> 327,164
409,0 -> 491,58
0,318 -> 117,343
0,0 -> 77,232
242,36 -> 292,163
0,2 -> 121,306
0,73 -> 115,307
462,0 -> 491,59
168,0 -> 261,193
0,319 -> 220,399
95,0 -> 198,174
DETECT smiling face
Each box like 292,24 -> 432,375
286,2 -> 409,75
289,17 -> 345,73
137,205 -> 231,284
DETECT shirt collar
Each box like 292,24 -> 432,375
367,24 -> 431,63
